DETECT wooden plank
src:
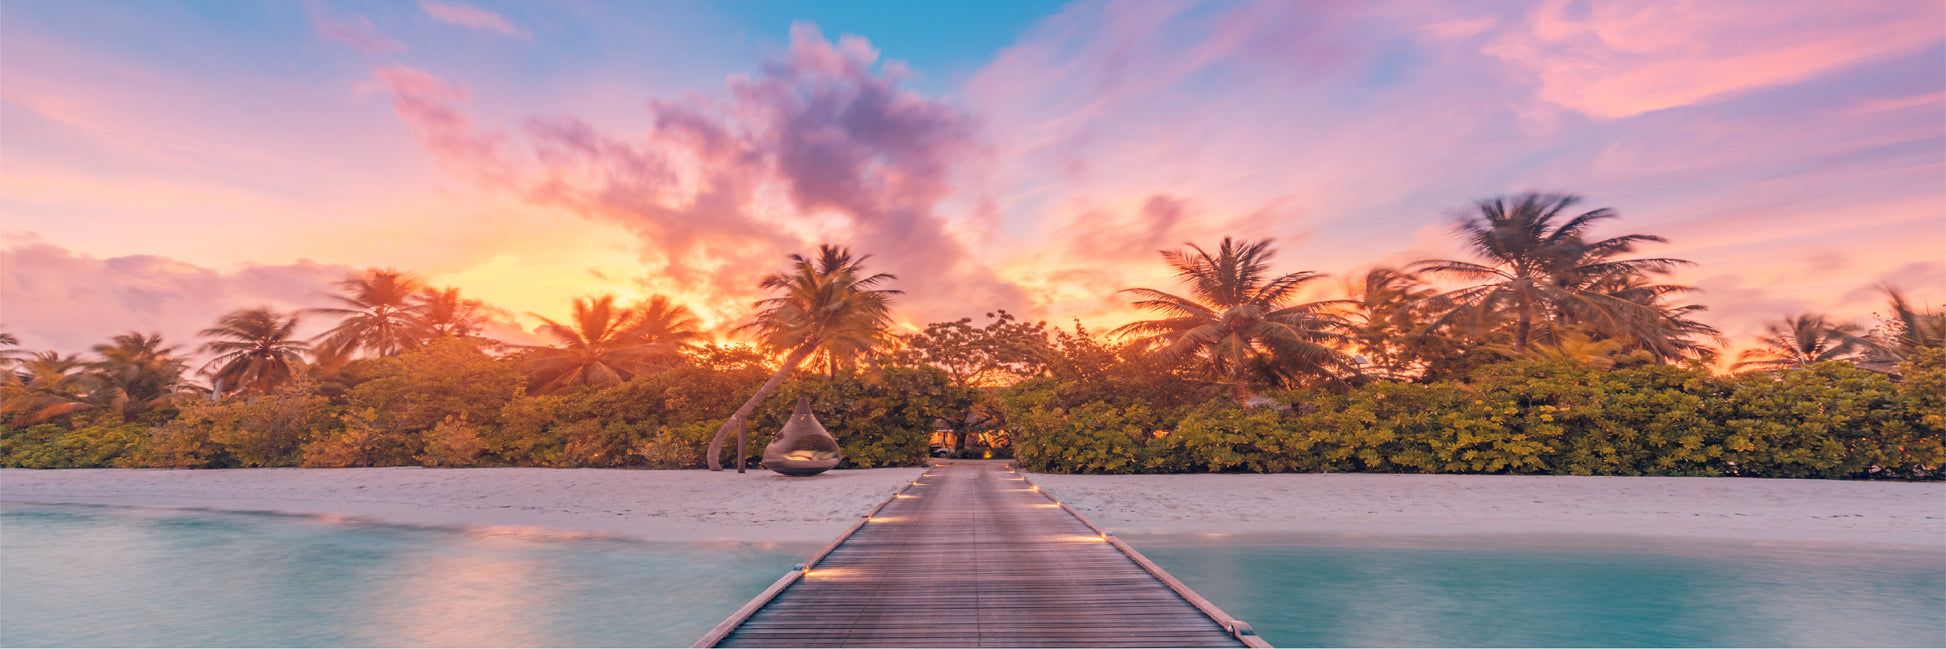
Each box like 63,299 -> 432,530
700,460 -> 1265,647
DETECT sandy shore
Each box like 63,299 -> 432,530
1026,473 -> 1946,548
5,467 -> 1941,548
1,467 -> 927,544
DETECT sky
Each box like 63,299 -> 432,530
3,0 -> 1942,370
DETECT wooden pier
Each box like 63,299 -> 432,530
697,460 -> 1268,648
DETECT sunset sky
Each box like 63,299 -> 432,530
3,0 -> 1942,369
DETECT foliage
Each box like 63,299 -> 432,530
521,294 -> 700,394
199,307 -> 310,398
1006,358 -> 1941,479
168,379 -> 336,467
1,352 -> 96,426
709,244 -> 902,470
1413,193 -> 1711,358
895,310 -> 1053,449
88,332 -> 195,422
308,268 -> 427,365
751,366 -> 965,469
1732,313 -> 1870,372
1,414 -> 146,469
1114,237 -> 1354,402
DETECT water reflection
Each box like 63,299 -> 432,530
0,503 -> 810,648
1131,534 -> 1946,648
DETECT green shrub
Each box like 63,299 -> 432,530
0,415 -> 147,468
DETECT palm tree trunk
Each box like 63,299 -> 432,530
1513,293 -> 1533,354
708,342 -> 818,471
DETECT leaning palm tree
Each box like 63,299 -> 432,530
1,351 -> 96,426
1731,313 -> 1869,372
706,245 -> 900,471
521,295 -> 673,394
1414,193 -> 1691,354
89,332 -> 192,419
1113,237 -> 1354,404
309,268 -> 426,365
200,307 -> 311,398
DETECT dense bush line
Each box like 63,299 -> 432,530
1,339 -> 946,471
1007,350 -> 1945,480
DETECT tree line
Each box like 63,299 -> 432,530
3,192 -> 1941,477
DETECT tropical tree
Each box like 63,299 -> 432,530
1731,313 -> 1869,372
0,332 -> 28,370
200,307 -> 311,398
309,268 -> 426,365
413,286 -> 491,341
899,310 -> 1053,450
1871,284 -> 1945,363
1339,267 -> 1464,381
1,351 -> 95,425
522,294 -> 695,394
89,332 -> 192,420
706,245 -> 900,471
1113,237 -> 1354,404
628,294 -> 707,351
1414,193 -> 1694,355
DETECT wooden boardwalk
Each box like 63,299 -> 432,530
698,460 -> 1266,648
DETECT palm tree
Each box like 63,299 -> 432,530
628,294 -> 706,352
707,245 -> 900,471
1414,193 -> 1691,354
1113,237 -> 1354,404
200,307 -> 311,398
1,351 -> 95,426
1731,313 -> 1868,372
1873,284 -> 1945,362
522,295 -> 682,394
309,268 -> 426,365
89,332 -> 192,419
0,332 -> 28,370
1341,267 -> 1451,381
413,286 -> 490,340
1578,273 -> 1723,362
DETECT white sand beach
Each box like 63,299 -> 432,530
5,466 -> 1941,547
1027,472 -> 1946,548
0,466 -> 927,544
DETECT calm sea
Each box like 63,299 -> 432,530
1131,532 -> 1946,648
5,503 -> 1942,647
0,503 -> 810,647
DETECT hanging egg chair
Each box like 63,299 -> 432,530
763,397 -> 842,476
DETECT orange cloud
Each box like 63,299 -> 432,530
369,24 -> 1026,337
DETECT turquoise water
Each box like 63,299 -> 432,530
0,503 -> 811,647
1132,534 -> 1946,648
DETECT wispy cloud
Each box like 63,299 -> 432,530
313,11 -> 405,54
421,1 -> 532,41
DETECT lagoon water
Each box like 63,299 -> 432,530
6,503 -> 1943,648
1132,533 -> 1946,648
0,503 -> 810,647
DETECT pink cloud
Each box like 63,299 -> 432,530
0,233 -> 345,359
0,234 -> 540,360
313,11 -> 405,54
1482,0 -> 1945,119
372,64 -> 513,182
420,1 -> 532,41
370,23 -> 1025,331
